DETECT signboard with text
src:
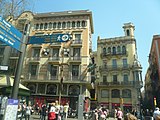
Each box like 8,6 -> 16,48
28,34 -> 70,44
0,16 -> 22,51
4,99 -> 19,120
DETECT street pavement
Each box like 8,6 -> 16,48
17,114 -> 118,120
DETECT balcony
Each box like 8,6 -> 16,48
99,64 -> 131,71
29,57 -> 40,62
71,40 -> 82,47
98,81 -> 134,86
69,56 -> 81,63
101,51 -> 128,59
48,56 -> 60,63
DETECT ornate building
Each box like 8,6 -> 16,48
96,23 -> 143,112
144,35 -> 160,109
12,10 -> 94,110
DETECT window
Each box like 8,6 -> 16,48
53,22 -> 57,29
103,75 -> 107,83
40,23 -> 43,30
103,48 -> 106,54
117,46 -> 121,53
82,21 -> 86,27
48,22 -> 52,29
37,84 -> 45,94
112,59 -> 117,68
126,29 -> 130,36
136,71 -> 140,81
113,75 -> 118,83
27,84 -> 36,94
57,22 -> 61,29
47,84 -> 57,95
32,48 -> 40,58
35,24 -> 39,30
72,65 -> 79,76
108,47 -> 111,53
73,48 -> 80,57
72,21 -> 75,28
52,48 -> 59,58
44,23 -> 48,29
50,65 -> 58,79
0,47 -> 4,55
77,21 -> 80,27
111,89 -> 120,98
75,34 -> 81,41
112,47 -> 116,55
68,85 -> 80,95
123,58 -> 128,68
122,46 -> 126,54
122,89 -> 131,98
123,74 -> 128,83
67,21 -> 70,28
30,64 -> 38,76
101,89 -> 109,98
62,22 -> 66,28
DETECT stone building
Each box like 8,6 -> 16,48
144,35 -> 160,109
12,10 -> 94,110
96,23 -> 143,113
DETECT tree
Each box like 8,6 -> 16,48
0,0 -> 32,20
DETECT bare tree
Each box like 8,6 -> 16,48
0,0 -> 32,20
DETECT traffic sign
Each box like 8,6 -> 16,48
0,16 -> 22,51
28,34 -> 70,44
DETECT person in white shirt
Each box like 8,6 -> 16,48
153,107 -> 160,120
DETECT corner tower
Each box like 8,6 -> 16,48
123,22 -> 135,37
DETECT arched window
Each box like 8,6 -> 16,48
57,22 -> 61,29
103,47 -> 106,54
122,89 -> 131,98
68,85 -> 80,95
72,21 -> 75,28
27,84 -> 36,94
44,23 -> 48,29
111,89 -> 120,98
122,46 -> 126,54
46,84 -> 57,95
117,46 -> 121,53
82,21 -> 86,27
77,21 -> 80,27
67,21 -> 70,28
53,22 -> 57,29
126,29 -> 130,36
101,89 -> 109,98
108,47 -> 111,53
62,22 -> 66,28
40,23 -> 43,30
112,47 -> 116,55
48,22 -> 52,29
35,24 -> 39,30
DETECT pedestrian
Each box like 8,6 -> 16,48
20,102 -> 27,120
92,109 -> 99,120
153,107 -> 160,120
116,107 -> 123,120
48,102 -> 56,120
41,103 -> 47,120
59,104 -> 64,120
25,103 -> 32,120
63,103 -> 69,120
55,100 -> 60,120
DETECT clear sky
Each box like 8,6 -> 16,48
32,0 -> 160,81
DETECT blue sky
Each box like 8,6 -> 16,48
32,0 -> 160,80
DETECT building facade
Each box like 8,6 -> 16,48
144,35 -> 160,109
12,10 -> 94,110
96,23 -> 143,113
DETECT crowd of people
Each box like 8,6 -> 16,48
17,100 -> 69,120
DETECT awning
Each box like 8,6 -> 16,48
0,75 -> 29,91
